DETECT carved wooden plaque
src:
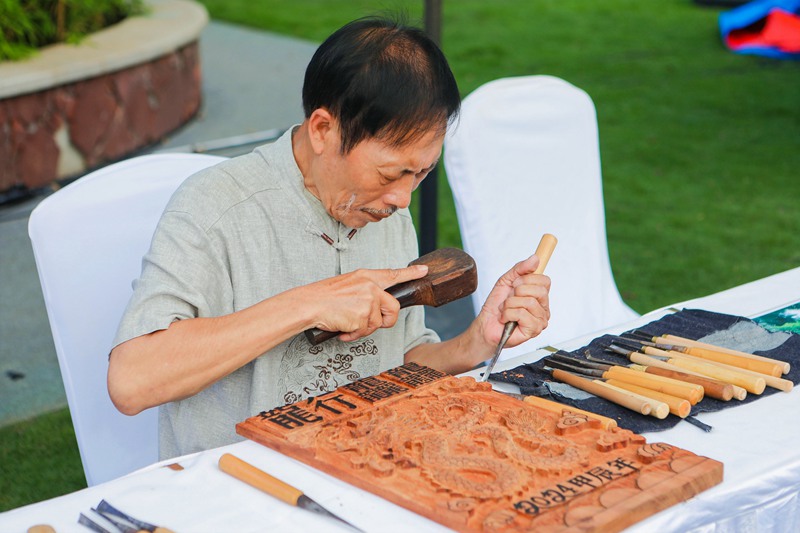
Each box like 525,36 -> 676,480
237,363 -> 723,532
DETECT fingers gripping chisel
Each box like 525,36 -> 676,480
480,233 -> 557,382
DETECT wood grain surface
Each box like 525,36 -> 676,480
237,363 -> 723,532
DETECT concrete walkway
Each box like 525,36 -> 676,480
0,20 -> 473,427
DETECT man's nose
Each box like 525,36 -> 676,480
384,175 -> 416,209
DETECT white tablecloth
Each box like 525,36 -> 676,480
3,267 -> 800,532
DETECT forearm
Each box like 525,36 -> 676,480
109,264 -> 430,415
404,320 -> 494,375
108,289 -> 312,415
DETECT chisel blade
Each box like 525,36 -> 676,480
298,495 -> 365,532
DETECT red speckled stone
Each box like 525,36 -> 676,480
0,41 -> 201,194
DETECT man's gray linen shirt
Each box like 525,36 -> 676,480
114,129 -> 439,459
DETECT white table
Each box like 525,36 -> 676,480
3,267 -> 800,533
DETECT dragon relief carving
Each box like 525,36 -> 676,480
238,368 -> 725,533
308,382 -> 589,501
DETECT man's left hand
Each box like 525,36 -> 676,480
477,254 -> 551,350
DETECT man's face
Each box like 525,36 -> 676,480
313,123 -> 444,229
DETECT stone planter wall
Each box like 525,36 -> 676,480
0,0 -> 208,195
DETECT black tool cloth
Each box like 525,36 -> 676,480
490,309 -> 800,434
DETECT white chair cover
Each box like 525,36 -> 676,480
28,153 -> 227,486
444,75 -> 638,361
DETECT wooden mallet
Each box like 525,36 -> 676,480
305,247 -> 478,345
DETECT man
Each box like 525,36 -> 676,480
108,17 -> 551,459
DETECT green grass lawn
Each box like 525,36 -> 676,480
4,0 -> 799,512
0,409 -> 85,511
197,0 -> 800,313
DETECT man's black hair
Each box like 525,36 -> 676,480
302,17 -> 461,154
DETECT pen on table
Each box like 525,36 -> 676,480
218,453 -> 364,532
481,233 -> 557,382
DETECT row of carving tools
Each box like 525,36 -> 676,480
540,331 -> 792,428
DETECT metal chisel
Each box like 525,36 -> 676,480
480,233 -> 557,382
218,453 -> 364,532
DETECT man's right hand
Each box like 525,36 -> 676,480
109,264 -> 428,415
301,264 -> 429,342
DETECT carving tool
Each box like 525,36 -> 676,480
78,513 -> 114,533
634,331 -> 790,375
92,508 -> 151,533
684,355 -> 793,393
684,416 -> 713,433
218,453 -> 364,532
604,344 -> 737,401
616,338 -> 767,394
95,500 -> 173,533
612,345 -> 794,400
480,233 -> 558,382
590,381 -> 670,419
603,379 -> 691,418
522,395 -> 618,430
548,368 -> 663,417
544,359 -> 674,419
305,247 -> 477,345
548,355 -> 692,416
546,354 -> 704,404
633,338 -> 784,377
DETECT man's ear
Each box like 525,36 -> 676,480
307,108 -> 338,155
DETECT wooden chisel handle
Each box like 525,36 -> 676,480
533,233 -> 558,274
605,379 -> 691,418
636,346 -> 748,400
552,369 -> 652,416
640,365 -> 734,401
523,395 -> 618,430
596,381 -> 669,419
681,345 -> 783,377
605,366 -> 704,404
628,352 -> 735,401
219,454 -> 303,506
692,358 -> 794,393
503,233 -> 557,333
660,334 -> 790,374
666,356 -> 766,394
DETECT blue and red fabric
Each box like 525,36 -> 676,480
719,0 -> 800,58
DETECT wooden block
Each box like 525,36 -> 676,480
237,363 -> 723,532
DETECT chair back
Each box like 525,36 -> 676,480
29,153 -> 226,485
444,75 -> 638,360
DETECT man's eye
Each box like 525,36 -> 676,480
380,173 -> 401,183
